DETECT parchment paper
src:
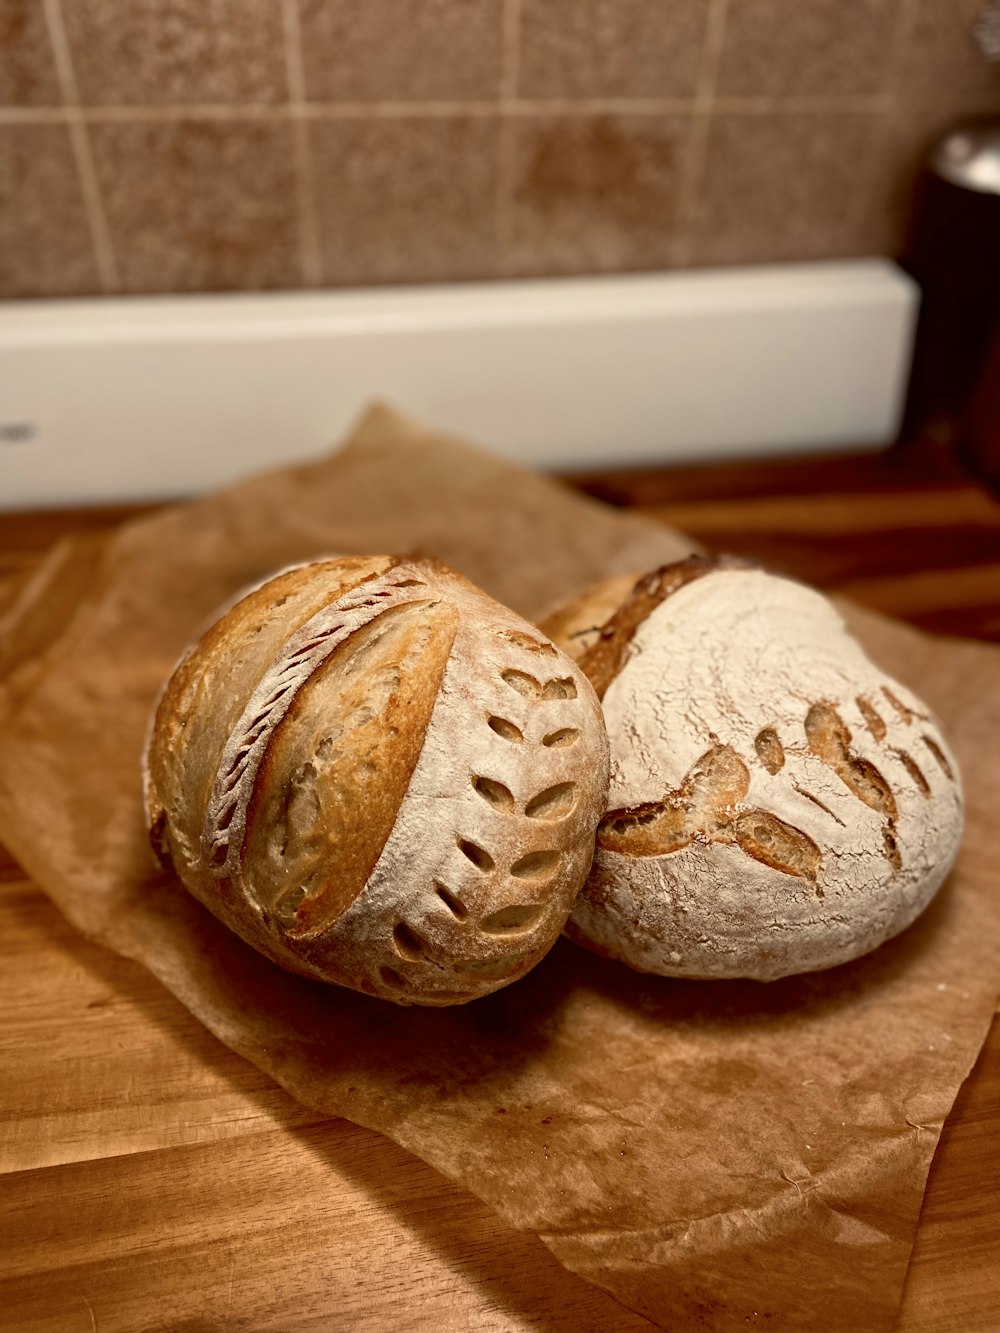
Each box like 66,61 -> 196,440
1,404 -> 998,1331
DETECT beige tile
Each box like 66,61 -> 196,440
518,0 -> 709,99
716,0 -> 901,98
61,0 -> 287,105
842,112 -> 924,257
0,124 -> 100,298
312,116 -> 500,285
507,115 -> 688,276
900,0 -> 1000,97
89,120 -> 301,293
0,0 -> 61,105
300,0 -> 503,102
686,112 -> 872,266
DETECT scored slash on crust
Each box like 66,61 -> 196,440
380,640 -> 605,994
577,554 -> 753,699
598,743 -> 824,888
599,694 -> 957,890
203,571 -> 432,885
439,657 -> 591,941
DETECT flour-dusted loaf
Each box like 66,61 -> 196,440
144,556 -> 610,1005
540,557 -> 964,981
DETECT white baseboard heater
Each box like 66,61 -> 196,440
0,260 -> 918,510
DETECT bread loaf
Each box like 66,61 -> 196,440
540,557 -> 964,981
144,556 -> 610,1005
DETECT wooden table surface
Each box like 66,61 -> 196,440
2,441 -> 999,1332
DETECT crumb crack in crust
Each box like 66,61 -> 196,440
541,559 -> 964,982
145,557 -> 610,1005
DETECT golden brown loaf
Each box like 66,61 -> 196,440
540,557 -> 964,982
144,556 -> 610,1005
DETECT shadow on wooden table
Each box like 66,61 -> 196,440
2,852 -> 653,1330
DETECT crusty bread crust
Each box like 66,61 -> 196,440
541,561 -> 964,981
145,556 -> 610,1004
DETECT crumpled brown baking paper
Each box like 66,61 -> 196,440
1,404 -> 998,1331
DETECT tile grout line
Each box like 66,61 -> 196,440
495,0 -> 522,272
0,106 -> 69,123
716,93 -> 893,115
500,0 -> 521,103
281,0 -> 323,286
670,0 -> 731,267
0,94 -> 918,126
41,0 -> 120,293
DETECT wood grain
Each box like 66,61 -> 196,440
2,442 -> 999,1331
0,848 -> 652,1333
569,440 -> 1000,642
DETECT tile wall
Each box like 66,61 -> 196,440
2,0 -> 999,298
